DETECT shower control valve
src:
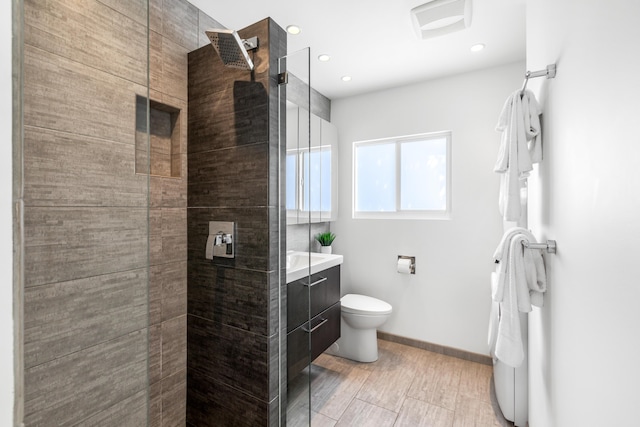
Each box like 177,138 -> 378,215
214,232 -> 232,246
206,221 -> 235,259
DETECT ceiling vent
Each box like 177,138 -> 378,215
411,0 -> 472,39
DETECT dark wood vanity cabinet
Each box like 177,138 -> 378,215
287,265 -> 341,382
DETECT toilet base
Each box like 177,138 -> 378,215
324,317 -> 379,362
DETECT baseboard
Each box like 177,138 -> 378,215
377,331 -> 492,366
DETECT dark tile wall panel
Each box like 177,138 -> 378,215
155,261 -> 188,322
150,207 -> 187,266
24,330 -> 148,426
160,36 -> 190,101
75,390 -> 148,427
161,0 -> 199,51
188,79 -> 270,154
23,46 -> 146,146
23,207 -> 148,287
151,175 -> 188,208
161,369 -> 187,427
187,207 -> 274,272
149,0 -> 163,33
187,315 -> 279,399
162,315 -> 187,379
23,127 -> 147,207
23,268 -> 148,369
149,380 -> 163,427
187,18 -> 286,426
188,143 -> 270,207
187,369 -> 274,427
95,0 -> 148,26
149,323 -> 162,385
24,0 -> 148,85
188,259 -> 275,335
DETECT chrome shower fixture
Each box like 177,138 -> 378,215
205,28 -> 258,71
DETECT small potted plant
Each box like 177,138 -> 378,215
315,232 -> 336,254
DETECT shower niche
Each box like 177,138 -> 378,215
135,95 -> 183,178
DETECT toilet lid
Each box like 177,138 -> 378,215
341,294 -> 393,315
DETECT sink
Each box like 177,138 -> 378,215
286,251 -> 344,283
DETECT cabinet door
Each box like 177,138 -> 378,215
287,265 -> 340,333
310,302 -> 341,361
309,265 -> 340,319
287,302 -> 341,382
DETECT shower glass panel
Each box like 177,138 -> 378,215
15,0 -> 152,424
280,47 -> 313,426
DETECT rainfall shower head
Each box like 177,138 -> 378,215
205,28 -> 258,71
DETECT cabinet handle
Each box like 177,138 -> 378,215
302,318 -> 328,333
303,276 -> 327,288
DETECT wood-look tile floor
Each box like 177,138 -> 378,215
287,339 -> 514,427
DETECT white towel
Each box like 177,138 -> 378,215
523,90 -> 542,163
494,90 -> 542,221
490,228 -> 547,367
493,257 -> 523,366
491,227 -> 524,302
487,273 -> 500,359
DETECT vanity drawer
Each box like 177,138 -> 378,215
287,265 -> 340,333
287,302 -> 341,382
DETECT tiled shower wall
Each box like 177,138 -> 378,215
186,18 -> 286,426
21,0 -> 221,424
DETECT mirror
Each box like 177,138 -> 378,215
286,104 -> 338,224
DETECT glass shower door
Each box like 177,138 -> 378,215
279,47 -> 313,426
15,0 -> 153,424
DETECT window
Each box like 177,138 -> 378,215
353,131 -> 451,219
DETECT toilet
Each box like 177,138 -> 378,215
328,293 -> 393,362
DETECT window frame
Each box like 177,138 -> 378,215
352,131 -> 452,220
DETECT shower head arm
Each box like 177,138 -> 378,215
242,36 -> 259,51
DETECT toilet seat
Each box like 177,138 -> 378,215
341,294 -> 392,316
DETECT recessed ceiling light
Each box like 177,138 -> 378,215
286,25 -> 301,35
470,43 -> 485,52
318,54 -> 331,62
341,76 -> 352,82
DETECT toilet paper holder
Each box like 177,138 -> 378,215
397,255 -> 415,274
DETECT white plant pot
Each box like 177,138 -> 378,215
320,246 -> 332,254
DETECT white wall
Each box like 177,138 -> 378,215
1,0 -> 14,425
331,62 -> 524,355
527,0 -> 640,425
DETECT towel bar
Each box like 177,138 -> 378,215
522,240 -> 557,254
521,64 -> 557,92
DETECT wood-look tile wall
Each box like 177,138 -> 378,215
187,18 -> 287,427
22,0 -> 221,425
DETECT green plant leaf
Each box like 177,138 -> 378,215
314,232 -> 336,246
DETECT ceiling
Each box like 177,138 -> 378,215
187,0 -> 526,100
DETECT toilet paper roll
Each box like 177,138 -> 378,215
397,258 -> 412,274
